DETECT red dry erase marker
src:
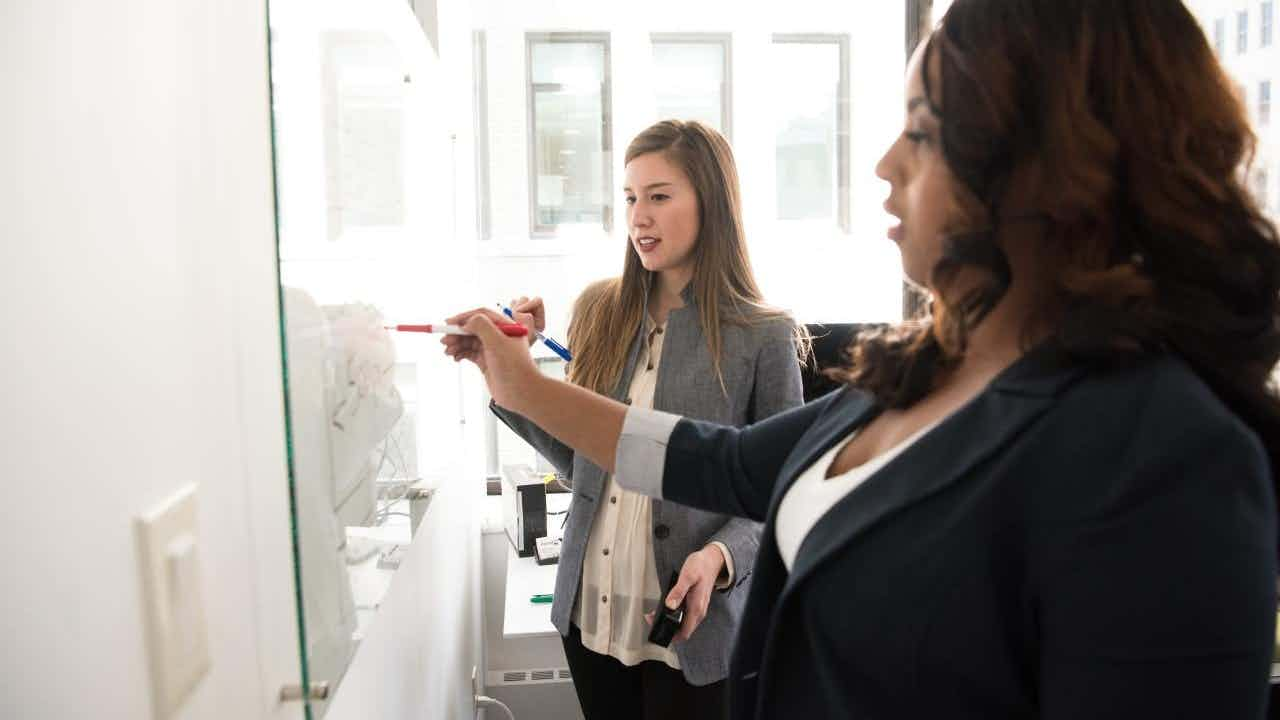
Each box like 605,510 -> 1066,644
386,322 -> 528,338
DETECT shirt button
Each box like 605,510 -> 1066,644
646,363 -> 654,371
623,398 -> 633,405
654,524 -> 670,540
610,496 -> 617,504
602,595 -> 608,604
655,327 -> 663,335
602,548 -> 609,556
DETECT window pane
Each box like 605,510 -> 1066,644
1239,10 -> 1250,53
652,41 -> 727,133
1262,80 -> 1272,124
1216,17 -> 1226,55
773,41 -> 841,222
532,42 -> 605,86
530,39 -> 609,231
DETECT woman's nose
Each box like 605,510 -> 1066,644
874,145 -> 894,182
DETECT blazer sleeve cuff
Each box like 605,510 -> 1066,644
613,407 -> 682,500
708,541 -> 735,589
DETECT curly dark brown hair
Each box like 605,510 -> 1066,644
839,0 -> 1280,478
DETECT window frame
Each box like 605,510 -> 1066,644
648,32 -> 734,141
770,33 -> 852,234
525,31 -> 614,238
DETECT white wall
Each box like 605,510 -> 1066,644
0,1 -> 302,719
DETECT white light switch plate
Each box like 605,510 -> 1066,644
136,484 -> 211,717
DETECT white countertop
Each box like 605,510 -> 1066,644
501,492 -> 570,639
345,501 -> 414,642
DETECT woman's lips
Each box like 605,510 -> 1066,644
888,223 -> 904,242
635,236 -> 661,253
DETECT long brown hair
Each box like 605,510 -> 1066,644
568,120 -> 805,394
840,0 -> 1280,474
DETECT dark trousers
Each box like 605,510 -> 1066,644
561,624 -> 727,720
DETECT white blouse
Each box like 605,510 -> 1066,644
573,315 -> 682,668
774,419 -> 941,571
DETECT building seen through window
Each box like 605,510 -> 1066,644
1261,79 -> 1272,125
1263,0 -> 1274,47
1190,0 -> 1278,218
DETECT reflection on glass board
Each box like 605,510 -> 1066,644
322,32 -> 408,238
268,0 -> 458,715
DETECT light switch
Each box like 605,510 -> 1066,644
136,484 -> 211,717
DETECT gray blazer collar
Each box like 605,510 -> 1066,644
613,274 -> 698,400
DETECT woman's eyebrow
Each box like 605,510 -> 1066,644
907,96 -> 941,119
622,181 -> 675,192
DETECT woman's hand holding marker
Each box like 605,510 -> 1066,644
507,295 -> 545,348
441,307 -> 541,413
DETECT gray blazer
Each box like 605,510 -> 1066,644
492,285 -> 804,685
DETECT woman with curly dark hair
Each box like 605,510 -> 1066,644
444,1 -> 1280,717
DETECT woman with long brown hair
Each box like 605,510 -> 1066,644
491,119 -> 805,719
454,2 -> 1280,716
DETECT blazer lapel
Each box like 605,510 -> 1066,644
782,346 -> 1086,595
766,389 -> 879,513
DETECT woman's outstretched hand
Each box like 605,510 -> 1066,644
441,307 -> 541,413
446,307 -> 627,476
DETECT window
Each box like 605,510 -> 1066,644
1238,10 -> 1250,53
1215,17 -> 1226,55
650,35 -> 732,138
1263,1 -> 1274,47
1262,80 -> 1273,125
527,33 -> 613,235
772,35 -> 850,230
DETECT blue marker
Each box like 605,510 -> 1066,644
499,304 -> 574,362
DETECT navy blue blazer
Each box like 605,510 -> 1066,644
652,348 -> 1276,719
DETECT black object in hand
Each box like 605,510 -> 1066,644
647,571 -> 685,648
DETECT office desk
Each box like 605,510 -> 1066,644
502,492 -> 569,639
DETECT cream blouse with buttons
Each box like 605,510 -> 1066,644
571,314 -> 735,668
